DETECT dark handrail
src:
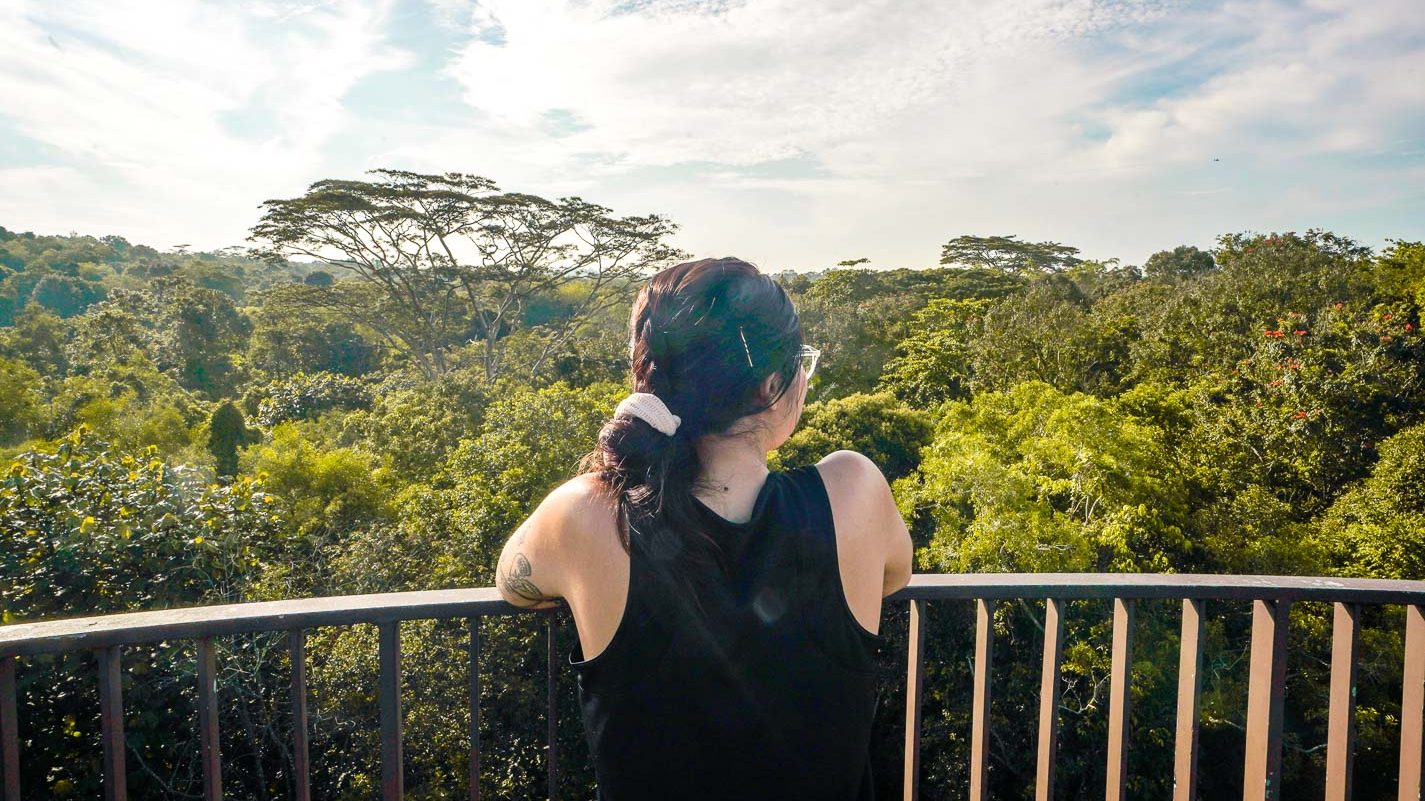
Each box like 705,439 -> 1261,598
4,573 -> 1424,658
2,573 -> 1423,801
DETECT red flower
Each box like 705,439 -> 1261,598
1269,379 -> 1283,387
1293,411 -> 1308,419
1334,302 -> 1344,309
1294,330 -> 1307,336
1384,314 -> 1393,321
1407,323 -> 1415,332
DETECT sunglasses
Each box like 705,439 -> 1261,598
797,344 -> 821,381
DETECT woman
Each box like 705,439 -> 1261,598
495,256 -> 913,800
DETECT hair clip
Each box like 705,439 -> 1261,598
738,326 -> 754,368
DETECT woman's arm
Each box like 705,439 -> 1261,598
495,483 -> 582,609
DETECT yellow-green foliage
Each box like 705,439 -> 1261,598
0,354 -> 42,445
1312,422 -> 1425,580
771,390 -> 934,480
239,421 -> 393,545
2,424 -> 285,621
897,380 -> 1190,573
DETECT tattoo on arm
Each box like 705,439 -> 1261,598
500,552 -> 561,606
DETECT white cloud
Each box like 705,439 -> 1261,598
441,0 -> 1163,176
0,0 -> 1420,269
415,0 -> 1422,267
1092,0 -> 1425,168
0,0 -> 411,244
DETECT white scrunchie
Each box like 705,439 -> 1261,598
614,392 -> 682,436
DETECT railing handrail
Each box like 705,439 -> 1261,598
4,571 -> 1425,801
4,572 -> 1425,657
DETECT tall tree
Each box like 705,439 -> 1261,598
247,169 -> 688,381
1142,244 -> 1216,282
939,234 -> 1082,275
208,401 -> 259,478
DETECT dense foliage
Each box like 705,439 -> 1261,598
1,206 -> 1422,799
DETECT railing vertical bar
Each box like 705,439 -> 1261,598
289,629 -> 311,801
1401,604 -> 1424,801
1173,599 -> 1205,801
1036,598 -> 1066,801
546,612 -> 559,801
903,598 -> 926,801
1243,599 -> 1290,801
1107,598 -> 1135,801
197,638 -> 222,801
97,645 -> 127,801
469,617 -> 481,801
379,622 -> 404,801
1326,602 -> 1360,801
970,599 -> 993,801
1,656 -> 19,801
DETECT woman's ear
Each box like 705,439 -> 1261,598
759,372 -> 782,404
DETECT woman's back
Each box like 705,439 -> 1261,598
567,462 -> 883,800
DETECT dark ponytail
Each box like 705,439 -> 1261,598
577,257 -> 803,585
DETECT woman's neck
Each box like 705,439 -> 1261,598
692,433 -> 770,497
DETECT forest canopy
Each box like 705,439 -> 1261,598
2,186 -> 1423,798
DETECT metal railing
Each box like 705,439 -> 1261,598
1,573 -> 1423,801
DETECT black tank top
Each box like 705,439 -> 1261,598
568,464 -> 882,801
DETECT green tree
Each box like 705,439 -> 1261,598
939,234 -> 1083,275
42,355 -> 210,464
967,274 -> 1135,398
251,371 -> 373,426
877,297 -> 994,408
897,380 -> 1190,573
239,422 -> 392,553
30,273 -> 106,317
1311,422 -> 1425,581
336,365 -> 492,481
245,294 -> 379,377
1141,244 -> 1216,282
1373,239 -> 1425,307
771,391 -> 934,480
66,276 -> 252,396
0,355 -> 43,446
1172,294 -> 1423,539
1115,230 -> 1377,388
208,400 -> 259,478
248,169 -> 687,381
0,306 -> 72,377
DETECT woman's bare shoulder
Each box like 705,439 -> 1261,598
556,473 -> 623,540
812,450 -> 899,554
812,450 -> 884,490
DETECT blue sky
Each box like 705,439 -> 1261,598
0,0 -> 1421,270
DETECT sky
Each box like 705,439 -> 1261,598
0,0 -> 1422,272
